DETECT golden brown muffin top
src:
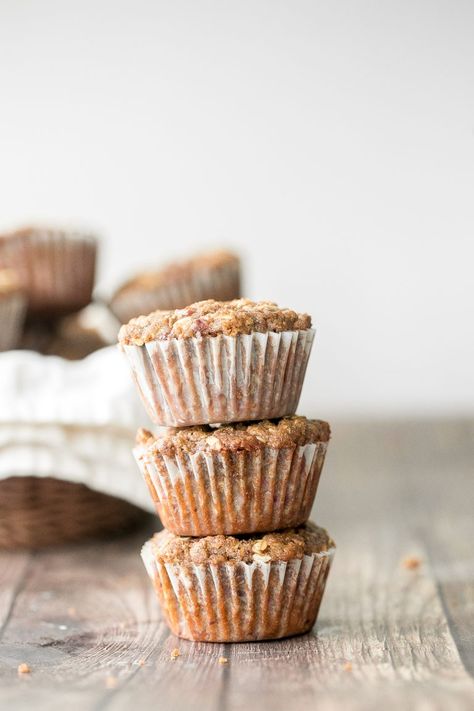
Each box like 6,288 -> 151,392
119,298 -> 312,345
136,416 -> 330,456
113,250 -> 238,297
148,523 -> 335,565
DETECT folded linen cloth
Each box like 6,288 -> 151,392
0,346 -> 154,512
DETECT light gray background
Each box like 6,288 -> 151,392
0,0 -> 472,417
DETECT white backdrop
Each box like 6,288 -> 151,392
0,0 -> 473,417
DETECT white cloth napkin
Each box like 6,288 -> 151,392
0,346 -> 154,512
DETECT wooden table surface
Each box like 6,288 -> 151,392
1,418 -> 473,711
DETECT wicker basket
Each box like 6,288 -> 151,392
0,477 -> 146,549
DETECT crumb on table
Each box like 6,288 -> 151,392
17,663 -> 31,675
402,555 -> 422,570
218,657 -> 228,665
170,648 -> 180,660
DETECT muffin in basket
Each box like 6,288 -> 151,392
110,250 -> 241,323
0,226 -> 97,318
141,522 -> 335,642
134,416 -> 330,535
119,298 -> 315,426
0,269 -> 26,351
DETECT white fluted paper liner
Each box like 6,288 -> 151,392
0,291 -> 27,351
142,542 -> 335,642
134,441 -> 328,535
0,346 -> 153,510
111,259 -> 240,323
122,328 -> 315,426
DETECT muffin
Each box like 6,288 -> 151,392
119,298 -> 315,426
141,523 -> 335,642
44,313 -> 108,360
110,250 -> 241,323
0,227 -> 97,318
19,313 -> 107,359
135,416 -> 330,535
0,270 -> 27,351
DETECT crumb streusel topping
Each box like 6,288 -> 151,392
136,416 -> 330,456
119,298 -> 312,345
148,523 -> 334,565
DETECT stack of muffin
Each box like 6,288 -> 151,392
119,298 -> 335,642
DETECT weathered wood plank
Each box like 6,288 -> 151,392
0,551 -> 32,637
0,419 -> 472,711
422,517 -> 474,679
103,521 -> 474,711
0,527 -> 161,710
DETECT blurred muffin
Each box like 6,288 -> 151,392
44,310 -> 109,360
142,522 -> 335,642
135,416 -> 330,535
110,250 -> 240,323
18,321 -> 55,354
119,298 -> 315,426
0,226 -> 97,318
0,269 -> 27,351
19,306 -> 110,360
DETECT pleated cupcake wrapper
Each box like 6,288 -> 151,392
135,441 -> 328,535
122,328 -> 315,426
0,230 -> 97,316
111,260 -> 241,323
0,291 -> 27,351
142,543 -> 335,642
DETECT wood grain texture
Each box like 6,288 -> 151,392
0,418 -> 473,711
